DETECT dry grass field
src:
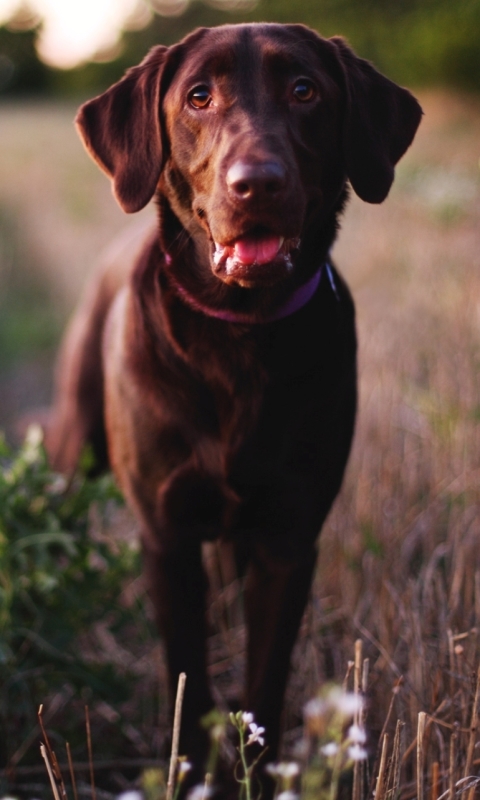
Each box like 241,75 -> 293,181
1,89 -> 480,796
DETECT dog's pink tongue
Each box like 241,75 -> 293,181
233,234 -> 283,265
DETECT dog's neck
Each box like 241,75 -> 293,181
155,186 -> 347,323
165,260 -> 328,323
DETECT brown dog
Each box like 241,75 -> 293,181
47,22 -> 421,794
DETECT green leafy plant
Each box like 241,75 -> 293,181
0,426 -> 142,770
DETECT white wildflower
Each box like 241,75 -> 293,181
266,762 -> 299,779
304,697 -> 327,718
186,785 -> 214,800
178,761 -> 192,775
277,791 -> 299,800
117,792 -> 144,800
246,722 -> 265,746
348,744 -> 368,761
277,763 -> 300,779
321,742 -> 340,757
305,687 -> 362,719
331,691 -> 363,718
23,423 -> 43,464
348,724 -> 367,744
241,711 -> 254,726
25,423 -> 43,449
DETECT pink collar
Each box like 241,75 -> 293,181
166,263 -> 326,324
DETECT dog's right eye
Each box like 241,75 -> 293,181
292,79 -> 317,103
188,86 -> 212,109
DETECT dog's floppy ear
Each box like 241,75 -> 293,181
76,46 -> 169,213
329,37 -> 422,204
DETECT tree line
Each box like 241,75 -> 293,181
1,0 -> 480,96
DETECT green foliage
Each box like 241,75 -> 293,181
49,0 -> 480,94
0,24 -> 52,95
2,0 -> 480,96
0,427 -> 142,769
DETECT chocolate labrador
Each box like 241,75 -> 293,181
47,22 -> 422,793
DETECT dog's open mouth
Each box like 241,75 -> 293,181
212,230 -> 300,287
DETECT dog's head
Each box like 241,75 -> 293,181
77,24 -> 422,290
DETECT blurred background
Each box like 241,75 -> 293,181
1,0 -> 480,793
0,0 -> 479,433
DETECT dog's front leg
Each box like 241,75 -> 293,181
142,534 -> 214,774
138,458 -> 238,782
243,544 -> 317,764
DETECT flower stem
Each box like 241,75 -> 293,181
239,736 -> 252,800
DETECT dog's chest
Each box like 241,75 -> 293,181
185,287 -> 346,468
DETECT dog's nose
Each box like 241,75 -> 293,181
226,160 -> 287,201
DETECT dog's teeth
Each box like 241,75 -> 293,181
213,243 -> 226,266
225,256 -> 236,275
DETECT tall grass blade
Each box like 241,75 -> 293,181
166,672 -> 187,800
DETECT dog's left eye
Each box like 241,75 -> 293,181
292,79 -> 316,103
188,86 -> 212,109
